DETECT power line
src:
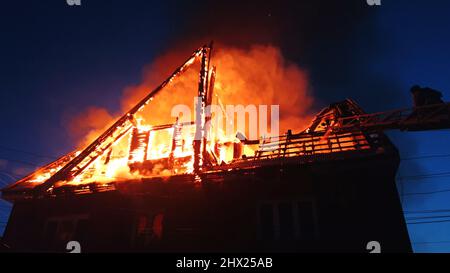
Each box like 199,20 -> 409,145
0,171 -> 25,185
407,219 -> 450,225
0,145 -> 57,160
0,171 -> 19,179
0,179 -> 12,187
406,215 -> 450,221
0,198 -> 11,204
399,171 -> 450,196
0,157 -> 42,167
397,172 -> 450,181
0,170 -> 27,179
402,188 -> 450,197
405,208 -> 450,214
401,154 -> 450,161
0,173 -> 20,186
397,153 -> 450,183
413,241 -> 450,245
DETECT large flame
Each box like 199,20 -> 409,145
31,44 -> 314,185
72,45 -> 312,145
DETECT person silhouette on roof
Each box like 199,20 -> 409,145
410,85 -> 444,107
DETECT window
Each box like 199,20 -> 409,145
260,204 -> 275,240
278,202 -> 295,240
298,201 -> 315,239
42,215 -> 90,250
74,219 -> 89,243
134,213 -> 165,247
258,200 -> 317,241
43,221 -> 58,246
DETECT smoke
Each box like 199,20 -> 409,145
164,0 -> 406,110
68,44 -> 313,146
65,0 -> 385,146
164,0 -> 425,208
12,167 -> 32,177
213,45 -> 313,134
67,106 -> 115,146
0,159 -> 7,169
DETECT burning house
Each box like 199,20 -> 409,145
2,44 -> 450,253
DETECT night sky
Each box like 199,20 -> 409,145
1,0 -> 450,252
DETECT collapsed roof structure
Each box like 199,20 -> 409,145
1,44 -> 450,252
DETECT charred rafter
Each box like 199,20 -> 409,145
34,45 -> 211,195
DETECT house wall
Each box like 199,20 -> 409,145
2,152 -> 411,253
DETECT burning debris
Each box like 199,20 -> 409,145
2,43 -> 450,254
4,44 -> 311,193
2,44 -> 450,202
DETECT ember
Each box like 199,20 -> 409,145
5,44 -> 450,199
11,44 -> 313,191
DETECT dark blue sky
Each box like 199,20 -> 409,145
371,1 -> 450,252
1,0 -> 450,252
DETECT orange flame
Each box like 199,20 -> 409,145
57,44 -> 314,184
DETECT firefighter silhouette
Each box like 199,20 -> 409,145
410,85 -> 444,107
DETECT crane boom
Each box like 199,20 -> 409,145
331,102 -> 450,133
